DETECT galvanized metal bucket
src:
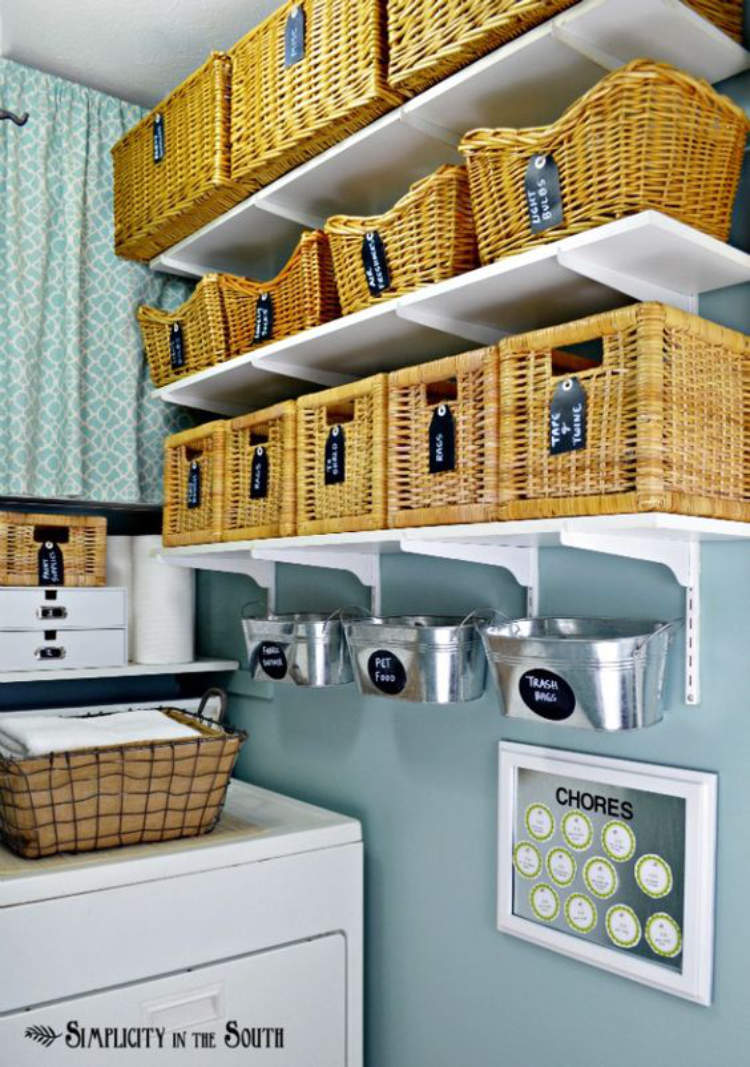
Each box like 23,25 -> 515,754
344,615 -> 487,704
242,610 -> 354,687
478,617 -> 676,730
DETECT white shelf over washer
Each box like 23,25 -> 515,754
0,659 -> 239,685
160,514 -> 750,707
156,213 -> 750,415
149,0 -> 748,280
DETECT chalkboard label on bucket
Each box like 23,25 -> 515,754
550,377 -> 587,455
429,404 -> 455,473
285,5 -> 306,67
519,668 -> 576,721
368,650 -> 407,695
250,445 -> 269,499
324,425 -> 345,484
361,231 -> 391,296
38,541 -> 64,586
258,641 -> 288,680
525,154 -> 563,234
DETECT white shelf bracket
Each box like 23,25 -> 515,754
401,539 -> 539,615
252,548 -> 382,615
559,531 -> 700,706
398,107 -> 462,149
556,248 -> 697,312
250,354 -> 357,388
158,552 -> 277,612
396,303 -> 506,346
551,22 -> 625,71
253,192 -> 327,231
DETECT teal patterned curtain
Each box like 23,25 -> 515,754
0,58 -> 192,504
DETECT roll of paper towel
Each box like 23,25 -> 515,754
106,536 -> 134,660
132,536 -> 195,665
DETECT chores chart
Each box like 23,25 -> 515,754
512,768 -> 686,970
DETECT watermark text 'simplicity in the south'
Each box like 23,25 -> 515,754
24,1020 -> 285,1052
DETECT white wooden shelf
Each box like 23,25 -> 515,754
156,213 -> 750,415
150,0 -> 748,281
160,514 -> 750,707
0,659 -> 239,685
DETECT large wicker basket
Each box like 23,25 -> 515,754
387,1 -> 744,98
163,422 -> 227,547
297,375 -> 388,534
0,707 -> 246,859
459,60 -> 750,265
497,303 -> 750,522
224,403 -> 297,541
219,231 -> 341,356
325,165 -> 478,315
138,276 -> 227,389
0,513 -> 106,588
230,0 -> 402,193
387,348 -> 499,527
112,53 -> 248,263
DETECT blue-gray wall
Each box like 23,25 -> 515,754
198,69 -> 750,1067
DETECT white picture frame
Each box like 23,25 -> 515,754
498,742 -> 717,1005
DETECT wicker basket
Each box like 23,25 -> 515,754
219,231 -> 341,356
387,348 -> 499,527
387,1 -> 743,98
0,513 -> 106,588
497,302 -> 750,522
112,53 -> 249,263
138,276 -> 227,389
163,422 -> 227,547
459,60 -> 750,265
0,707 -> 246,859
297,375 -> 388,534
230,0 -> 402,192
224,402 -> 297,541
325,165 -> 478,315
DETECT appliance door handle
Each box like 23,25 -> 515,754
141,984 -> 224,1032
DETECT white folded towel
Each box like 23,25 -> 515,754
0,709 -> 202,759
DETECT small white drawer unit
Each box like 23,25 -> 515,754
0,587 -> 127,672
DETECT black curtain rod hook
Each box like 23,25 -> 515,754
0,109 -> 29,127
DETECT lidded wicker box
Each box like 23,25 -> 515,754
0,707 -> 245,859
324,165 -> 478,315
459,60 -> 750,265
296,375 -> 388,535
163,422 -> 227,547
224,402 -> 297,541
138,276 -> 227,389
219,231 -> 340,355
230,0 -> 402,193
112,53 -> 248,263
387,1 -> 743,98
387,348 -> 499,528
497,303 -> 750,522
0,513 -> 106,588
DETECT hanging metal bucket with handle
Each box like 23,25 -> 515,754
344,615 -> 487,704
242,608 -> 355,687
478,616 -> 676,730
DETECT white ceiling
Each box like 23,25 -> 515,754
0,0 -> 279,107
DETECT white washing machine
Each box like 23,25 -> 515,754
0,700 -> 363,1066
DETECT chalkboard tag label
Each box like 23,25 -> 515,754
368,650 -> 407,695
250,445 -> 269,499
324,425 -> 345,484
153,113 -> 165,163
38,541 -> 64,586
550,377 -> 587,455
258,641 -> 288,680
361,231 -> 390,296
429,404 -> 456,473
525,154 -> 563,234
169,322 -> 185,369
253,292 -> 274,344
187,460 -> 201,509
519,668 -> 576,721
285,5 -> 306,67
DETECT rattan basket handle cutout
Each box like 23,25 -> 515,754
425,378 -> 459,405
325,400 -> 356,425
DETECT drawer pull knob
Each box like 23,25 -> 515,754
36,606 -> 68,620
34,646 -> 66,660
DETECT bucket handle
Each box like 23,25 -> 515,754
459,608 -> 515,630
324,604 -> 370,631
635,620 -> 680,652
241,597 -> 268,619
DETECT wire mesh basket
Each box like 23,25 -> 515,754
0,702 -> 246,859
459,60 -> 750,265
324,165 -> 478,315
